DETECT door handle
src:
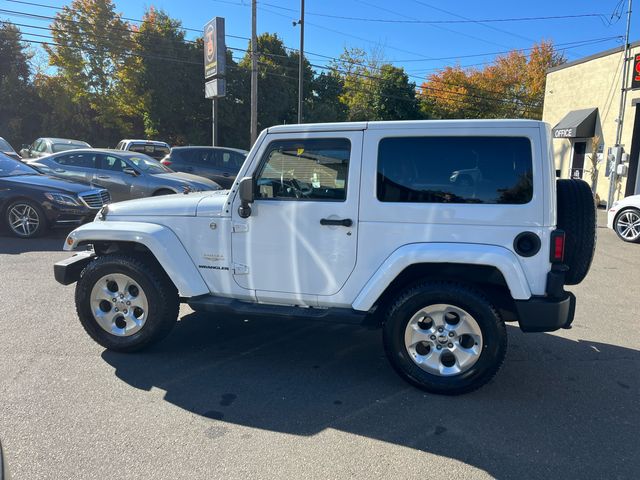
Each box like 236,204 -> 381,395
320,218 -> 353,227
54,168 -> 65,173
223,172 -> 230,177
185,167 -> 194,172
96,175 -> 110,179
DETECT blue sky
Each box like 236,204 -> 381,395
2,0 -> 637,81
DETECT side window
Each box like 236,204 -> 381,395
255,138 -> 350,201
221,151 -> 244,170
55,153 -> 95,168
35,140 -> 47,153
98,155 -> 126,172
116,141 -> 123,150
206,150 -> 223,168
377,136 -> 533,205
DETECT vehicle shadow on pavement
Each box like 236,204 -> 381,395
102,312 -> 639,479
0,229 -> 70,254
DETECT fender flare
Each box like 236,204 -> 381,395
64,221 -> 209,298
351,243 -> 532,312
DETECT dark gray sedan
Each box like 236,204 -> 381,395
27,149 -> 220,202
161,146 -> 247,189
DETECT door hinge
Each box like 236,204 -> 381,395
232,263 -> 249,275
233,223 -> 249,233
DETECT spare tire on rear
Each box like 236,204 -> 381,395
556,179 -> 596,285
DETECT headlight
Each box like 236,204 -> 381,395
44,192 -> 81,207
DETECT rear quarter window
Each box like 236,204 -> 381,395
377,136 -> 533,204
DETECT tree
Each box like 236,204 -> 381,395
419,41 -> 565,120
371,64 -> 419,120
45,0 -> 131,144
239,33 -> 310,132
306,72 -> 347,123
332,48 -> 419,121
333,48 -> 378,121
120,8 -> 211,145
0,21 -> 39,147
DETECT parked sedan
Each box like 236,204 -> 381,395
161,146 -> 247,189
28,149 -> 220,202
608,194 -> 640,243
20,137 -> 91,159
0,153 -> 110,238
0,137 -> 21,161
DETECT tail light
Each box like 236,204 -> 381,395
161,158 -> 172,166
550,229 -> 565,263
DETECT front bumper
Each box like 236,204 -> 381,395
54,251 -> 94,285
515,291 -> 576,332
43,202 -> 97,228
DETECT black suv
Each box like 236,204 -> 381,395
161,146 -> 247,189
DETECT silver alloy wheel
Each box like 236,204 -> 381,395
89,273 -> 149,337
404,304 -> 483,376
615,210 -> 640,241
8,203 -> 40,237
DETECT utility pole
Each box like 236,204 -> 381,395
250,0 -> 258,145
297,0 -> 305,124
608,0 -> 633,207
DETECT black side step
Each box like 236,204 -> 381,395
187,295 -> 372,326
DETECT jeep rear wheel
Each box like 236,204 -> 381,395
75,254 -> 179,352
383,282 -> 507,395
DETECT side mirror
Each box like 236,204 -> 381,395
238,176 -> 254,218
123,167 -> 138,176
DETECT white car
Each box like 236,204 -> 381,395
608,194 -> 640,243
115,139 -> 170,161
54,120 -> 596,395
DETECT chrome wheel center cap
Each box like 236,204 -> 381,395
437,334 -> 449,344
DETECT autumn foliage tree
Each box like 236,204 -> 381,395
420,41 -> 565,120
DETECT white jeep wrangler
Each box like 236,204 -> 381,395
55,120 -> 596,395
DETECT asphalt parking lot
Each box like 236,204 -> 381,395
0,210 -> 638,480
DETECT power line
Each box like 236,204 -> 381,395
387,36 -> 623,62
250,1 -> 607,25
12,28 -> 538,115
3,16 -> 600,113
1,4 -> 621,78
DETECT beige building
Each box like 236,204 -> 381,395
542,41 -> 640,205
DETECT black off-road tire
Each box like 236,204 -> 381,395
383,282 -> 507,395
556,179 -> 596,285
75,253 -> 179,352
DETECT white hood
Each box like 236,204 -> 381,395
106,190 -> 229,217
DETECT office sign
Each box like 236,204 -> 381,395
204,17 -> 225,79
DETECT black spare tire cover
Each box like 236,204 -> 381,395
556,179 -> 596,285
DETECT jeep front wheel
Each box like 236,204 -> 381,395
383,282 -> 507,395
75,254 -> 179,352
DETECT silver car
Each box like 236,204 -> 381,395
27,149 -> 220,202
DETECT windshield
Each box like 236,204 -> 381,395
52,142 -> 89,153
0,154 -> 38,177
127,155 -> 172,174
129,144 -> 170,160
0,139 -> 14,152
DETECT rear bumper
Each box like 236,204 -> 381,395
515,291 -> 576,332
54,251 -> 94,285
